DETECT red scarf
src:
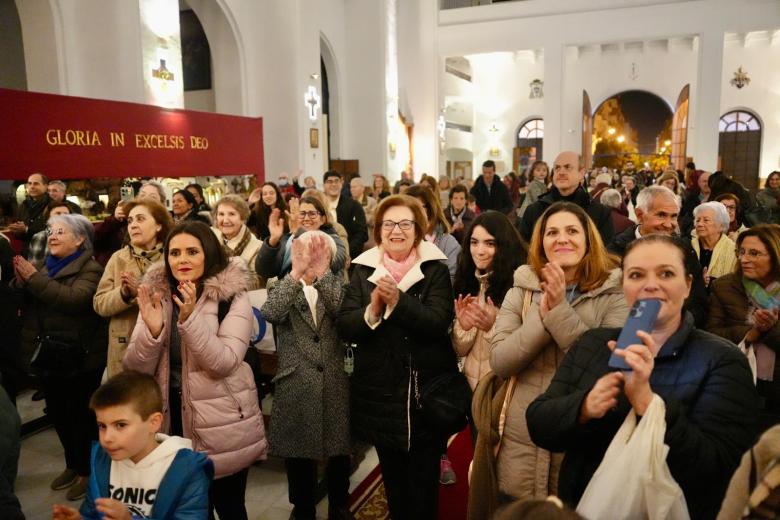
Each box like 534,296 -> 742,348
382,249 -> 418,283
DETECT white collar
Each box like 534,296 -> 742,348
353,241 -> 447,293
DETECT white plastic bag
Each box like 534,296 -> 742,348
576,394 -> 690,520
737,339 -> 758,385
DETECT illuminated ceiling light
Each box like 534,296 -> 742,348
608,128 -> 616,135
617,135 -> 626,143
730,67 -> 750,89
664,139 -> 671,146
304,86 -> 320,121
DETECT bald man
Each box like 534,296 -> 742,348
517,151 -> 614,243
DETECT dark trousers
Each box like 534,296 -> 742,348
376,442 -> 442,520
209,467 -> 249,520
169,390 -> 250,520
285,456 -> 350,519
42,369 -> 101,476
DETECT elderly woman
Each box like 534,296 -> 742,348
171,189 -> 210,224
713,193 -> 748,241
261,231 -> 350,519
28,200 -> 72,268
599,189 -> 634,235
708,224 -> 780,431
406,184 -> 461,281
12,214 -> 106,501
255,195 -> 347,281
94,200 -> 173,377
692,201 -> 737,286
211,194 -> 263,289
526,234 -> 759,519
337,195 -> 459,519
474,202 -> 628,512
124,221 -> 266,519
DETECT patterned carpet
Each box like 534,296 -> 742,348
348,428 -> 473,520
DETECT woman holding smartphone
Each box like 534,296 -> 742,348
527,234 -> 758,519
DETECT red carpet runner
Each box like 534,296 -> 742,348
348,428 -> 473,520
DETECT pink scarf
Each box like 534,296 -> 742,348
382,249 -> 418,284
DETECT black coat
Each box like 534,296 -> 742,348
336,196 -> 368,260
15,195 -> 50,254
518,186 -> 614,244
608,225 -> 709,328
337,258 -> 456,451
526,313 -> 758,520
0,385 -> 22,520
0,237 -> 23,396
470,176 -> 513,215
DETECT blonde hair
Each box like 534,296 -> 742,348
527,202 -> 617,292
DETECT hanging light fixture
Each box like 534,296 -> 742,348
730,67 -> 751,89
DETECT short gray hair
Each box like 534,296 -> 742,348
595,173 -> 612,186
636,185 -> 680,213
599,189 -> 623,209
48,213 -> 94,251
141,181 -> 167,205
48,180 -> 66,191
296,230 -> 337,265
693,201 -> 730,233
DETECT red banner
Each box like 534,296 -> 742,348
0,88 -> 264,181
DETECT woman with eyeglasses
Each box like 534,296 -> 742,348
713,193 -> 748,242
708,224 -> 780,432
12,214 -> 107,501
255,195 -> 347,281
338,195 -> 459,519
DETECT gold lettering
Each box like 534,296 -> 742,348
190,136 -> 209,150
46,129 -> 57,145
110,132 -> 125,147
45,129 -> 102,147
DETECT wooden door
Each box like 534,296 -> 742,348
671,85 -> 689,171
719,131 -> 761,192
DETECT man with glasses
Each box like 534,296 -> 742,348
323,170 -> 367,259
518,151 -> 614,243
608,185 -> 709,326
8,173 -> 51,256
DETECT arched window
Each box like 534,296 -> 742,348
719,111 -> 760,132
514,118 -> 543,173
718,110 -> 762,192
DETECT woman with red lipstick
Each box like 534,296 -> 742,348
94,199 -> 173,377
708,224 -> 780,432
124,221 -> 267,520
487,202 -> 628,506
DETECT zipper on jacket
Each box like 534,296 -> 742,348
223,379 -> 244,419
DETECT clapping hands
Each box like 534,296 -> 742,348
455,294 -> 498,332
13,255 -> 37,282
290,235 -> 331,283
539,262 -> 566,318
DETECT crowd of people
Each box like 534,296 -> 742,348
0,156 -> 778,519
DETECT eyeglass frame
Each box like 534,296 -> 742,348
736,248 -> 769,259
298,210 -> 323,220
45,226 -> 70,237
380,219 -> 415,231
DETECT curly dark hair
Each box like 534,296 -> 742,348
453,211 -> 527,306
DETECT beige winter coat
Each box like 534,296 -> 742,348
491,265 -> 629,500
452,272 -> 494,390
93,246 -> 162,377
211,225 -> 263,289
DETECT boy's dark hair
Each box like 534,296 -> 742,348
90,371 -> 163,420
323,170 -> 343,183
449,184 -> 468,200
482,160 -> 496,170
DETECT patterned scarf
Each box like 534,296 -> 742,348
382,248 -> 417,283
130,243 -> 163,274
743,277 -> 780,381
222,225 -> 252,258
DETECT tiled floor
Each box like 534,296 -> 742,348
15,391 -> 379,520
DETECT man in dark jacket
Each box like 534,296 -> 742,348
0,382 -> 23,520
518,151 -> 614,243
8,173 -> 50,256
608,185 -> 709,327
470,160 -> 513,215
323,170 -> 368,259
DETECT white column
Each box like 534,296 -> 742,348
543,41 -> 563,158
691,30 -> 724,172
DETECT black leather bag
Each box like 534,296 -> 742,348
30,334 -> 86,377
419,370 -> 473,437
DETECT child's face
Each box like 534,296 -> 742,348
96,404 -> 162,464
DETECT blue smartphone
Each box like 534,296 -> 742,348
608,299 -> 661,370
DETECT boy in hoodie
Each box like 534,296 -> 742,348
52,371 -> 213,520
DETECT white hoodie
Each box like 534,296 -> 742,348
108,434 -> 192,518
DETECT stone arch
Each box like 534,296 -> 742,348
320,32 -> 341,159
0,0 -> 27,90
15,0 -> 66,93
185,0 -> 246,115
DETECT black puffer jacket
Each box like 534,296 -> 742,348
518,186 -> 614,244
526,313 -> 758,520
608,225 -> 709,327
337,244 -> 457,451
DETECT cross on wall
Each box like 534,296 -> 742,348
304,86 -> 320,121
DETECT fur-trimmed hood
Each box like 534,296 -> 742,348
141,257 -> 252,302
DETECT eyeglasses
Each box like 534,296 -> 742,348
45,227 -> 69,236
737,248 -> 769,259
298,210 -> 322,220
381,219 -> 415,231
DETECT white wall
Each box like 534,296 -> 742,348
721,36 -> 780,181
0,0 -> 26,90
184,89 -> 215,111
15,0 -> 64,93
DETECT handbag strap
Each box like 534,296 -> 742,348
495,289 -> 533,456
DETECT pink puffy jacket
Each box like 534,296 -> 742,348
124,258 -> 268,478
